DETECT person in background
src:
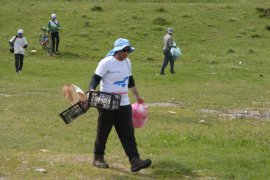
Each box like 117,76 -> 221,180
160,27 -> 175,75
9,29 -> 28,73
48,13 -> 60,54
88,38 -> 152,172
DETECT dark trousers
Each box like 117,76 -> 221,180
51,32 -> 59,52
94,105 -> 139,160
160,49 -> 175,74
14,54 -> 24,72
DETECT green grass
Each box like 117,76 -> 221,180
0,0 -> 270,179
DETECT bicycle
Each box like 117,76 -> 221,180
39,27 -> 53,56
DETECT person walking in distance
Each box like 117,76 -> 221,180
88,38 -> 152,172
160,28 -> 175,75
9,29 -> 28,73
48,13 -> 60,54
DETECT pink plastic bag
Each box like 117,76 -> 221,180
132,102 -> 148,128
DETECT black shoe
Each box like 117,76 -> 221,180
160,72 -> 165,75
130,157 -> 152,172
91,154 -> 109,168
171,71 -> 175,74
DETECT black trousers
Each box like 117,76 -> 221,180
160,49 -> 175,74
51,32 -> 59,52
14,54 -> 24,72
94,105 -> 139,160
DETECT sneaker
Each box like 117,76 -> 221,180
171,71 -> 175,74
130,157 -> 152,172
160,72 -> 165,75
91,154 -> 109,168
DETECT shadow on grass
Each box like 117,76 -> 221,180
60,52 -> 82,59
152,160 -> 194,178
109,166 -> 157,179
108,160 -> 195,179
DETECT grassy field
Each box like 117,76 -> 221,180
0,0 -> 270,179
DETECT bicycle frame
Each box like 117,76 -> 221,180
39,27 -> 53,56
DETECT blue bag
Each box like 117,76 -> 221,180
170,41 -> 182,59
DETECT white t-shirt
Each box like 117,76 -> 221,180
48,20 -> 60,32
95,56 -> 132,106
9,36 -> 28,55
163,33 -> 173,50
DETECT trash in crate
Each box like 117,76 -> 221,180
59,102 -> 88,124
59,91 -> 121,125
89,91 -> 121,110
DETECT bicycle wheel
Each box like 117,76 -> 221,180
38,34 -> 44,49
47,37 -> 53,56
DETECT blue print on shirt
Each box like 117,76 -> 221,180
113,76 -> 129,87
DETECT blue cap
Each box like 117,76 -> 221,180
106,38 -> 135,57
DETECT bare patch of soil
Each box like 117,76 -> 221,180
0,92 -> 50,97
199,108 -> 270,120
0,93 -> 12,97
146,102 -> 185,107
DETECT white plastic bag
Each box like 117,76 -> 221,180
62,84 -> 87,105
170,41 -> 182,59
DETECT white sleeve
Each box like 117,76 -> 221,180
127,58 -> 132,76
24,37 -> 28,45
95,59 -> 108,77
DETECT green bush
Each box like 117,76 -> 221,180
152,17 -> 169,26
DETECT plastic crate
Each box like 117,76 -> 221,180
59,102 -> 88,124
59,91 -> 121,124
88,91 -> 121,110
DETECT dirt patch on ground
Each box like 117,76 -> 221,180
199,108 -> 270,120
146,102 -> 185,107
0,93 -> 12,97
0,92 -> 51,97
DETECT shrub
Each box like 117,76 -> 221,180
225,5 -> 233,10
84,21 -> 90,27
256,7 -> 270,18
156,7 -> 166,13
248,49 -> 255,53
146,57 -> 154,61
227,48 -> 235,54
250,33 -> 261,38
91,6 -> 103,12
182,14 -> 191,18
152,27 -> 165,31
128,26 -> 136,30
152,17 -> 169,26
132,16 -> 142,20
228,18 -> 236,22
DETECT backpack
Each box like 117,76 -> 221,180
9,35 -> 18,53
